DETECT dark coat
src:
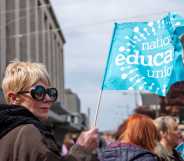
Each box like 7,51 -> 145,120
98,142 -> 160,161
0,104 -> 96,161
155,142 -> 184,161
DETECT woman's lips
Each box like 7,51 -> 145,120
40,107 -> 49,111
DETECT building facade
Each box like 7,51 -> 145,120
0,0 -> 65,101
64,89 -> 81,113
64,89 -> 89,129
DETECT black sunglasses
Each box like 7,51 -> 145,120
17,85 -> 58,102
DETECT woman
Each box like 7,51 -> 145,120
154,116 -> 183,161
0,61 -> 98,161
98,114 -> 160,161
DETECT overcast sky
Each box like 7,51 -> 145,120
50,0 -> 184,131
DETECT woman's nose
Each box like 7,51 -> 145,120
43,94 -> 53,102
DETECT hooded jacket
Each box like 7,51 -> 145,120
98,142 -> 160,161
0,104 -> 95,161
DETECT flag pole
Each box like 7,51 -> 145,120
93,23 -> 117,128
93,89 -> 103,127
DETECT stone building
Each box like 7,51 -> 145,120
64,89 -> 89,129
0,0 -> 65,101
64,89 -> 81,113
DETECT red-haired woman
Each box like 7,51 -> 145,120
98,114 -> 160,161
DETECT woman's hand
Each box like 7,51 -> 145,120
76,128 -> 98,151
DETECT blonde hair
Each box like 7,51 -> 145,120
2,60 -> 51,103
154,116 -> 177,133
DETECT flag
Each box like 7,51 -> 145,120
102,12 -> 184,96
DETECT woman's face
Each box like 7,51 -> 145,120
17,81 -> 54,121
165,120 -> 181,148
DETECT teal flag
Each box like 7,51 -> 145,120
102,12 -> 184,96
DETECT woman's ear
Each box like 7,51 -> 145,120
7,92 -> 17,104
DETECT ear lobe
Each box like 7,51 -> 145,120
7,92 -> 17,103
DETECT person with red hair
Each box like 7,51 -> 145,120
98,114 -> 160,161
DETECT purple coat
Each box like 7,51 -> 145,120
98,142 -> 160,161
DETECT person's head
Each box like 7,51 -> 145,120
2,60 -> 58,121
115,119 -> 128,140
118,114 -> 159,152
134,105 -> 156,119
154,116 -> 180,148
165,81 -> 184,106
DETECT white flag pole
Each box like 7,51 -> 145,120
92,24 -> 117,128
93,89 -> 103,127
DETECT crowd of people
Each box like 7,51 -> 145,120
0,60 -> 184,161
